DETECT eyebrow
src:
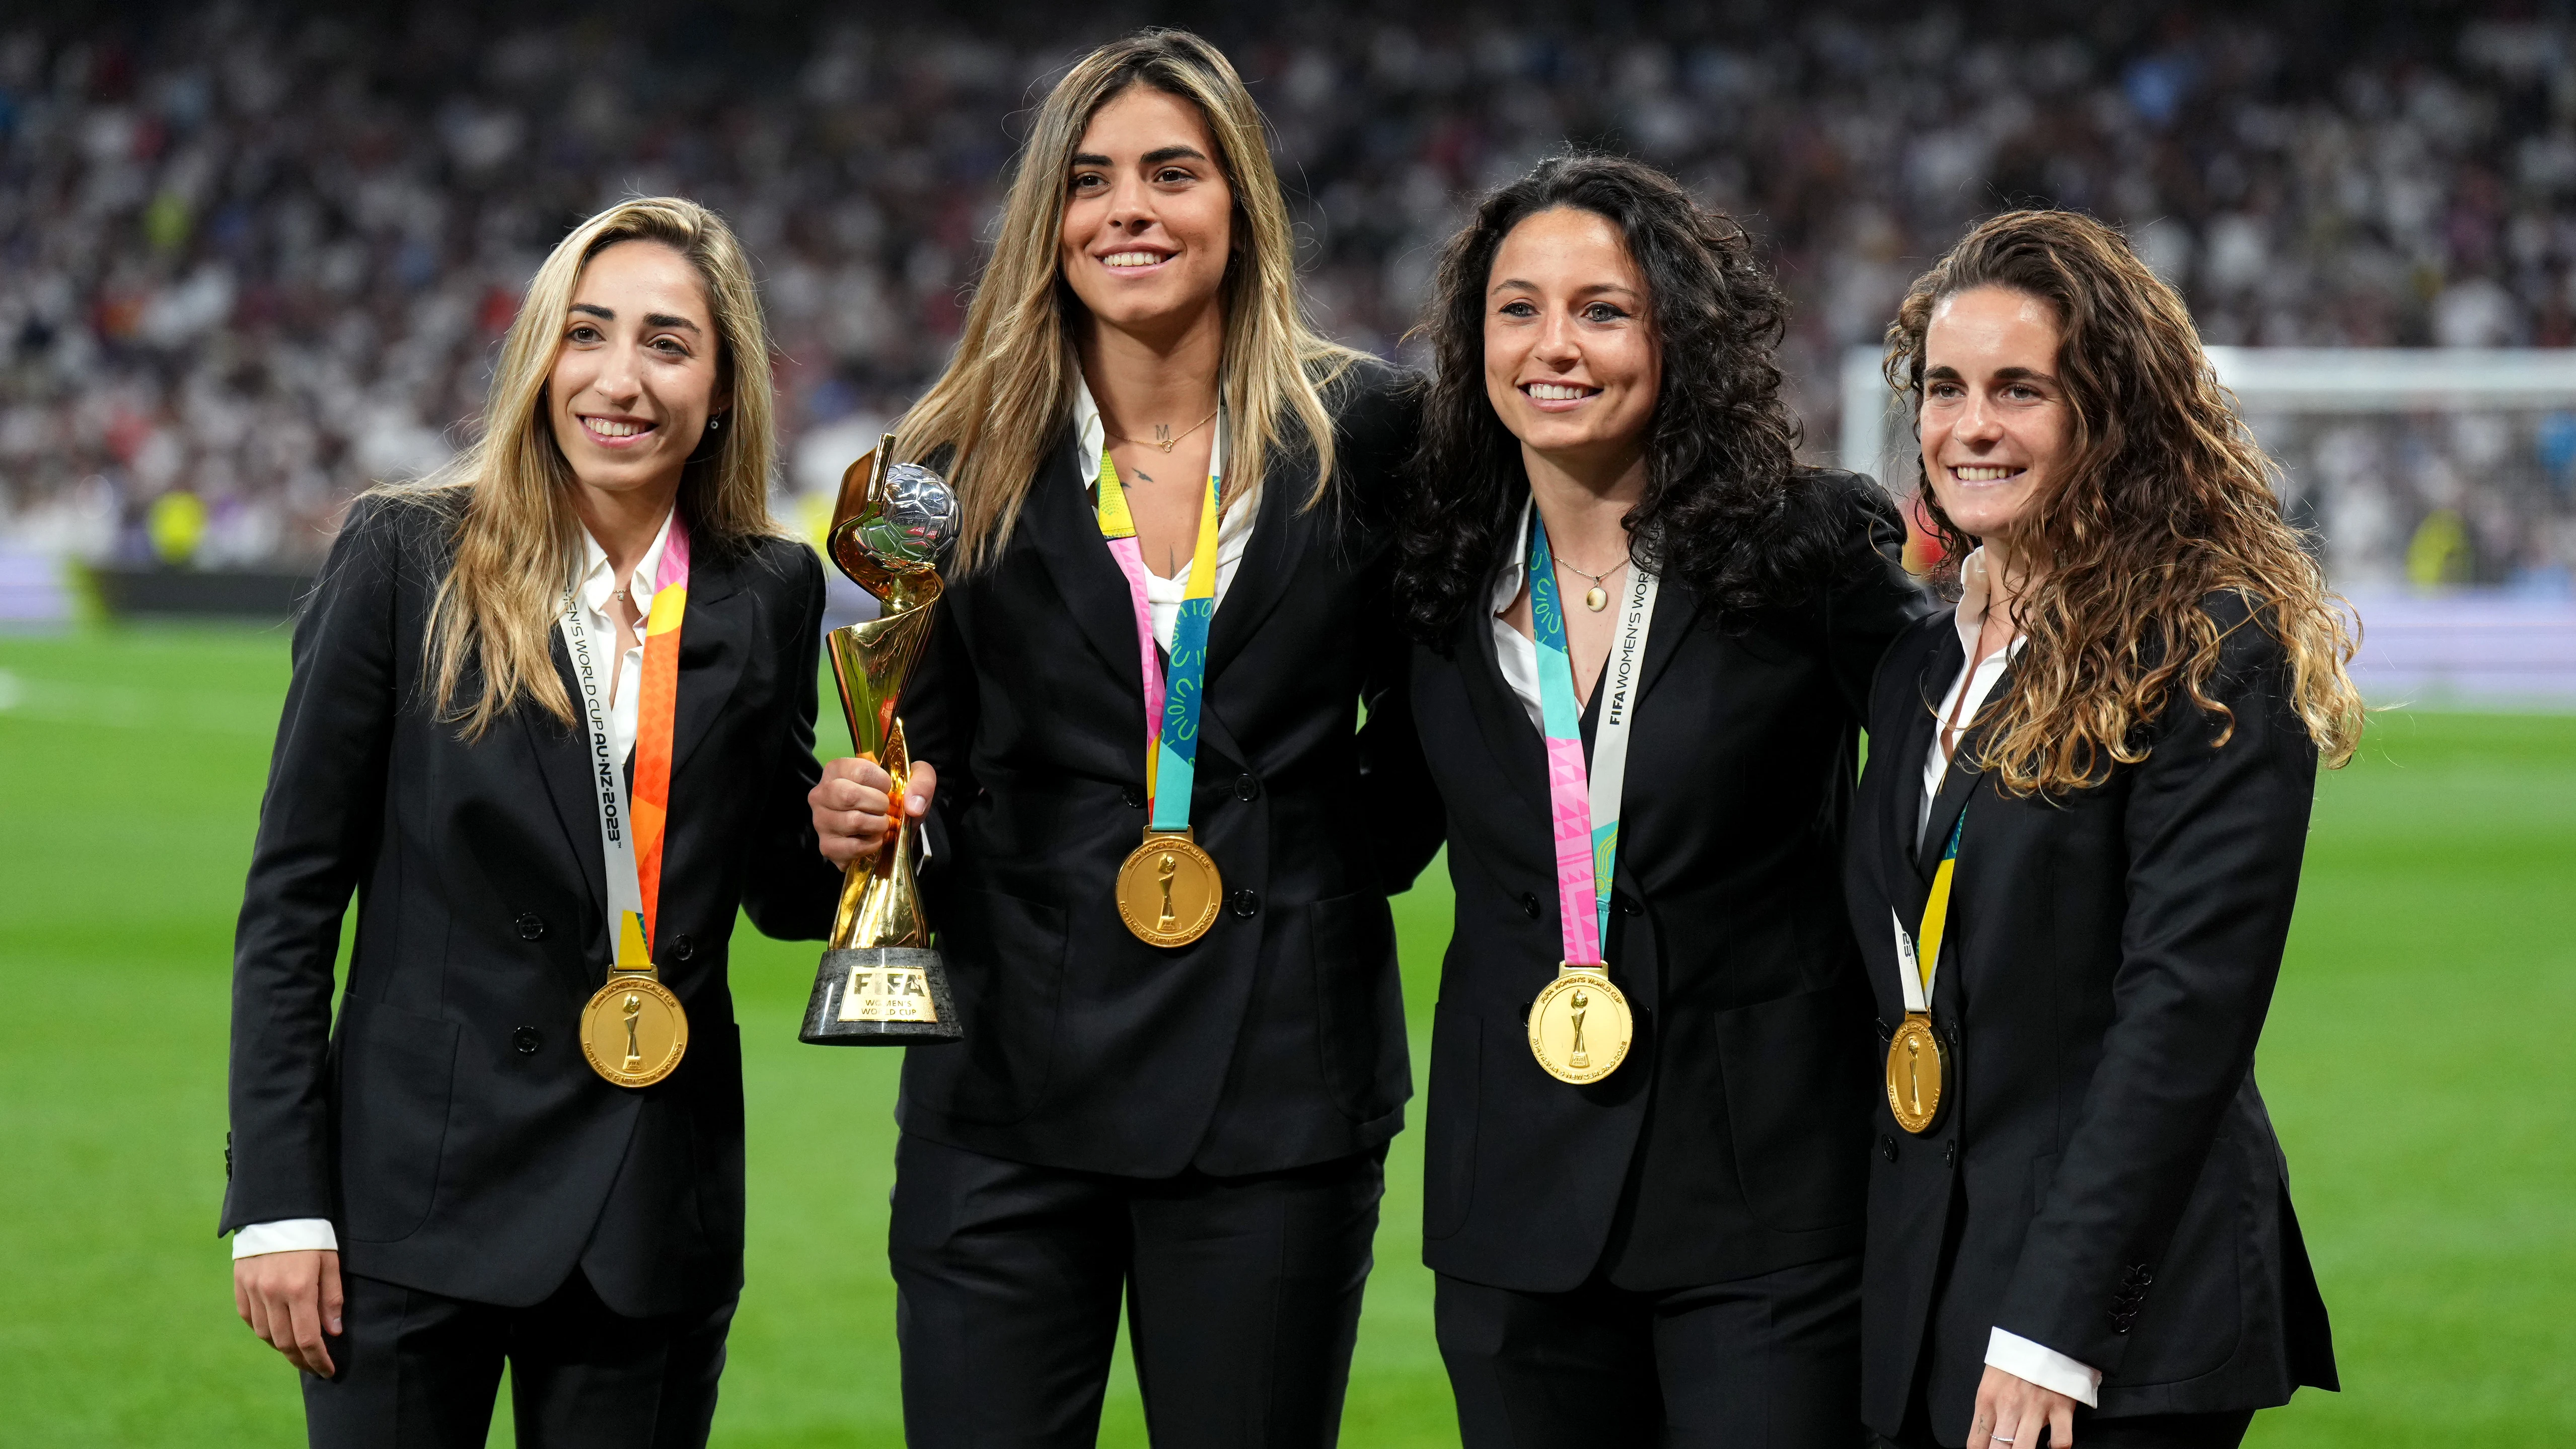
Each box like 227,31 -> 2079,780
566,303 -> 701,334
1486,278 -> 1643,300
1069,146 -> 1211,168
1923,364 -> 2055,384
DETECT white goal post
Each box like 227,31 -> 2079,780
1837,345 -> 2576,704
1837,345 -> 2576,491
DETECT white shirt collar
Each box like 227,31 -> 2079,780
1953,546 -> 1992,656
577,508 -> 677,622
1489,496 -> 1535,613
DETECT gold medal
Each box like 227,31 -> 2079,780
1116,828 -> 1222,947
1885,1010 -> 1948,1134
1527,964 -> 1633,1084
579,972 -> 689,1088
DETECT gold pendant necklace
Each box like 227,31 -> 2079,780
1557,555 -> 1627,611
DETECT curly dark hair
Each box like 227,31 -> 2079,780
1395,153 -> 1843,644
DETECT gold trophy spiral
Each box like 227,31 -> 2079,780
799,436 -> 962,1045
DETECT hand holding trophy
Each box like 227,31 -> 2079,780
799,436 -> 964,1045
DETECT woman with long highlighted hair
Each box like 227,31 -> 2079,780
223,197 -> 840,1447
804,30 -> 1435,1447
1849,209 -> 2358,1449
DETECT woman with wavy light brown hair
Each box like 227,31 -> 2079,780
1846,209 -> 2359,1449
224,197 -> 839,1448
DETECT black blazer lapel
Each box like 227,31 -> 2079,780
667,544 -> 750,781
1026,436 -> 1159,694
1206,459 -> 1311,681
1457,603 -> 1549,818
1916,637 -> 2008,881
524,635 -> 611,937
1632,571 -> 1703,704
1881,623 -> 1958,911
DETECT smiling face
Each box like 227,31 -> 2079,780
546,239 -> 727,502
1058,85 -> 1234,340
1919,284 -> 2073,545
1483,207 -> 1660,471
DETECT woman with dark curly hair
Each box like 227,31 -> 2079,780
1848,210 -> 2358,1449
1395,154 -> 1928,1447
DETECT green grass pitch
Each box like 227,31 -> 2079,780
2,624 -> 2569,1446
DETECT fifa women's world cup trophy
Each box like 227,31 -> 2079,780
799,436 -> 964,1045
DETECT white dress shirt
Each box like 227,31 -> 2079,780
1071,375 -> 1253,650
1488,497 -> 1587,733
1923,548 -> 2102,1407
231,514 -> 675,1262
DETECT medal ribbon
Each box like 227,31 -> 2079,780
1525,504 -> 1659,966
1890,814 -> 1963,1013
557,514 -> 690,972
1094,449 -> 1222,825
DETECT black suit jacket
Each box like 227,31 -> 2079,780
221,495 -> 842,1317
1411,472 -> 1930,1292
1845,596 -> 2339,1441
895,358 -> 1438,1177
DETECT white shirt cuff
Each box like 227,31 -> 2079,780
231,1218 -> 339,1259
1985,1327 -> 2102,1407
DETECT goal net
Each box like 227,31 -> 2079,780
1839,346 -> 2576,705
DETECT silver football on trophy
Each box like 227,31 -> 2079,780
855,462 -> 959,573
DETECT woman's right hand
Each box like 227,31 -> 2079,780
810,758 -> 939,867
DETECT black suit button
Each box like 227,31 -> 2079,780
1881,1134 -> 1899,1163
512,1026 -> 543,1055
1944,1139 -> 1957,1169
1234,773 -> 1261,801
1122,785 -> 1146,809
1616,894 -> 1642,917
671,934 -> 695,963
1521,892 -> 1542,919
515,912 -> 547,941
1230,888 -> 1261,917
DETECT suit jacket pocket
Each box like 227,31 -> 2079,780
1422,1002 -> 1480,1241
1309,892 -> 1409,1123
925,888 -> 1067,1124
333,996 -> 460,1243
1713,985 -> 1873,1235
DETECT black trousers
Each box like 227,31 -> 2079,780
301,1268 -> 734,1449
889,1131 -> 1385,1448
1435,1254 -> 1864,1449
1873,1407 -> 2255,1449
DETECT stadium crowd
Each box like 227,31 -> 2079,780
1,3 -> 2571,585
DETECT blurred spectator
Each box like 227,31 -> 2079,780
1,4 -> 2572,586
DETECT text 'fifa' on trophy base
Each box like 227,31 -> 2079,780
799,436 -> 964,1046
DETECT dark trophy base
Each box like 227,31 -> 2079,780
799,946 -> 962,1045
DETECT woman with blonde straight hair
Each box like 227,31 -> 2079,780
805,28 -> 1438,1447
224,196 -> 841,1449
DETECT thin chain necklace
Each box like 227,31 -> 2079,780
1556,552 -> 1631,612
1103,405 -> 1220,455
